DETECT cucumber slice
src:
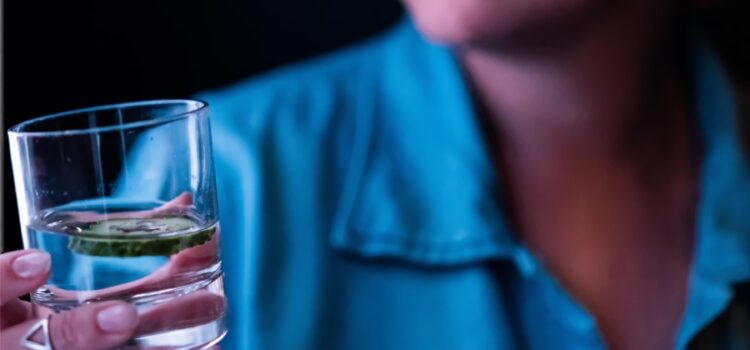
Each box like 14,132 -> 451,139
84,217 -> 195,235
68,217 -> 215,257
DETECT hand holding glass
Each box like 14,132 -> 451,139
7,100 -> 226,349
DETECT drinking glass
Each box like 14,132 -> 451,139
8,100 -> 226,349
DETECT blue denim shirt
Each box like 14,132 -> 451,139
197,19 -> 750,349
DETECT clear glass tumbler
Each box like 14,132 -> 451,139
8,100 -> 226,349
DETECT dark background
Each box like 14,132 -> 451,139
2,0 -> 403,251
3,0 -> 749,251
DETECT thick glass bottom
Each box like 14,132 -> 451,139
123,317 -> 227,350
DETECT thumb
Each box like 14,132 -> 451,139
2,301 -> 138,350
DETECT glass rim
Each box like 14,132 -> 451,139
7,99 -> 208,137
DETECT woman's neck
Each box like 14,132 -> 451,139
461,0 -> 685,161
460,3 -> 700,348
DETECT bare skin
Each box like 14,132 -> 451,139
459,1 -> 699,350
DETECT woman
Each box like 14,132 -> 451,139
2,0 -> 748,349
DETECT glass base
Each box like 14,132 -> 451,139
32,267 -> 227,350
120,317 -> 227,350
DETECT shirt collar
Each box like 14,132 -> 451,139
676,39 -> 750,349
332,19 -> 523,266
691,39 -> 750,284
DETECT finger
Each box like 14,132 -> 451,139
159,192 -> 193,208
0,299 -> 33,328
168,230 -> 220,273
136,291 -> 226,336
0,250 -> 51,305
1,301 -> 138,350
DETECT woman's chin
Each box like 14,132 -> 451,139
406,5 -> 511,46
403,0 -> 612,48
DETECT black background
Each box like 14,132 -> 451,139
3,0 -> 403,251
3,0 -> 750,251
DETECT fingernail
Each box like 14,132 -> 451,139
97,303 -> 138,333
12,251 -> 51,278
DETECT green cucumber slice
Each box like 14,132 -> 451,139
84,217 -> 195,235
67,217 -> 215,257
